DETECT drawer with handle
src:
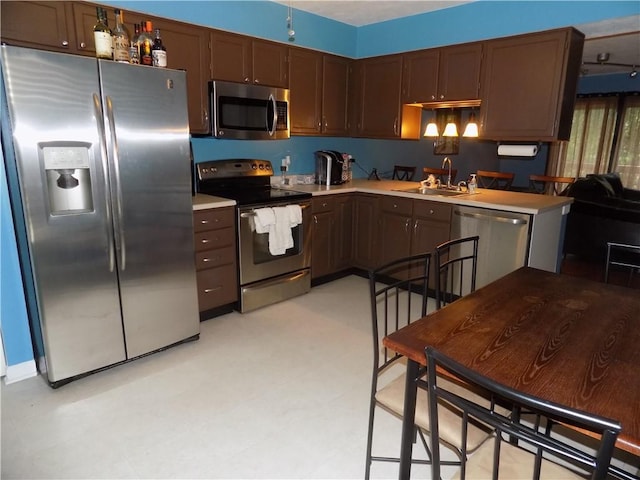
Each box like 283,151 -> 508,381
195,246 -> 235,270
193,208 -> 235,233
194,227 -> 235,252
196,264 -> 238,310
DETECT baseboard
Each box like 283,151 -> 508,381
3,360 -> 37,385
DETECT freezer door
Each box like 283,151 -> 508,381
98,61 -> 199,358
0,46 -> 126,382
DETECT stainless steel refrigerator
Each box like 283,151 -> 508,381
1,46 -> 200,387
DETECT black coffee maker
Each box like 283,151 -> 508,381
314,150 -> 345,186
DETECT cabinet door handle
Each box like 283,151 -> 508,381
201,239 -> 210,244
313,215 -> 318,224
244,77 -> 250,83
80,42 -> 86,48
202,256 -> 219,263
62,40 -> 69,47
200,220 -> 209,224
204,286 -> 222,293
413,220 -> 418,232
404,219 -> 410,232
393,117 -> 398,135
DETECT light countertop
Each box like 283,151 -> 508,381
192,193 -> 236,210
276,179 -> 573,215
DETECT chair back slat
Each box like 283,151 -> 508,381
426,346 -> 622,480
369,253 -> 431,371
435,236 -> 479,310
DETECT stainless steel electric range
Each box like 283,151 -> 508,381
196,159 -> 312,312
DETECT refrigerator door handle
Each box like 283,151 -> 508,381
93,93 -> 116,273
105,95 -> 126,270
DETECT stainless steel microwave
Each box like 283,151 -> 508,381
209,80 -> 290,140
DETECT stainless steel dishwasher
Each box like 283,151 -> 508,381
451,205 -> 531,292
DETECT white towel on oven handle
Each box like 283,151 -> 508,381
253,207 -> 276,234
286,204 -> 302,226
270,207 -> 295,255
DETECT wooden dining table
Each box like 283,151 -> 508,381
383,266 -> 640,479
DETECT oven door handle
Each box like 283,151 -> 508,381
240,203 -> 309,218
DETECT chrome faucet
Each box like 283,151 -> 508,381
442,157 -> 452,189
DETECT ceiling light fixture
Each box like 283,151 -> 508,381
286,2 -> 295,41
583,52 -> 638,79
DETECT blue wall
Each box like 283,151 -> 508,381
2,0 -> 638,370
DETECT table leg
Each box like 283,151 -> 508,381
399,359 -> 419,479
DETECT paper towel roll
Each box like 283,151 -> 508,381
497,144 -> 538,157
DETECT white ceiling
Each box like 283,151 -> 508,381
275,1 -> 640,77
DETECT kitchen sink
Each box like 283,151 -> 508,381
395,187 -> 469,197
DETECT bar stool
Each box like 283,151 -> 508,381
476,170 -> 515,190
392,165 -> 416,181
604,241 -> 640,287
528,174 -> 575,195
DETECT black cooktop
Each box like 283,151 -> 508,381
196,159 -> 311,206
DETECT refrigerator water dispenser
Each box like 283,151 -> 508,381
42,145 -> 93,214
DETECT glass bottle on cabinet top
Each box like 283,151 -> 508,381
93,7 -> 112,60
112,9 -> 130,63
152,29 -> 167,68
138,21 -> 153,66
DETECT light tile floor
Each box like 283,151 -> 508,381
1,275 -> 442,480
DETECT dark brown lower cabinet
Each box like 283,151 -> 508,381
193,207 -> 238,317
352,194 -> 381,270
311,194 -> 353,280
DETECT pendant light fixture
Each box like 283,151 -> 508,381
424,111 -> 439,137
462,111 -> 479,138
442,112 -> 458,137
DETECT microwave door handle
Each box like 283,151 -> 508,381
268,93 -> 277,137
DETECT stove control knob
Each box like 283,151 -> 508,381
252,164 -> 257,170
259,164 -> 264,169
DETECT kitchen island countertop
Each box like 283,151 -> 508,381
277,179 -> 573,215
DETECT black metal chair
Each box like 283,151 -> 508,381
392,165 -> 417,181
365,253 -> 492,479
434,236 -> 479,310
604,241 -> 640,287
424,346 -> 621,480
476,170 -> 515,190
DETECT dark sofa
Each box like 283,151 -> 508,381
563,173 -> 640,260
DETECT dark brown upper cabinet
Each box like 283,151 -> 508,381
480,27 -> 584,141
1,1 -> 77,54
152,19 -> 212,134
321,55 -> 350,136
352,54 -> 421,139
402,48 -> 439,104
289,47 -> 323,135
402,43 -> 482,106
211,30 -> 288,88
289,48 -> 350,136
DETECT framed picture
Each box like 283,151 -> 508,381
433,110 -> 460,155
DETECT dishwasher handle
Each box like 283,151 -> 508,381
454,209 -> 528,225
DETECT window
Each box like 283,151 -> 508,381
549,93 -> 640,189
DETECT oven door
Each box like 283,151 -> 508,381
237,200 -> 311,285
